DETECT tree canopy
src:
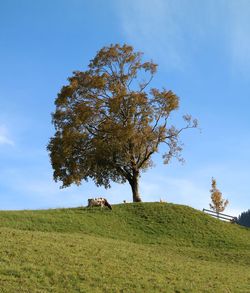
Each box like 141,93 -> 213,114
237,209 -> 250,228
209,178 -> 229,214
47,44 -> 197,202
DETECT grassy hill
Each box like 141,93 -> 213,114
0,202 -> 249,292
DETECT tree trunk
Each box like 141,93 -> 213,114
129,172 -> 142,202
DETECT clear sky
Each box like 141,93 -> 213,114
1,0 -> 250,216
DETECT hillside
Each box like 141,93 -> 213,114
0,202 -> 249,292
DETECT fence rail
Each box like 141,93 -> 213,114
202,209 -> 237,223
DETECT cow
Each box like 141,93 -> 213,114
87,197 -> 112,210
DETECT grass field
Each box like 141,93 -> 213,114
0,202 -> 249,292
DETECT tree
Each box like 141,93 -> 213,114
237,209 -> 250,228
47,44 -> 197,202
209,178 -> 229,216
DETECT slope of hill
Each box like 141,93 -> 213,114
0,202 -> 249,292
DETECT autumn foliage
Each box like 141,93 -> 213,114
209,178 -> 229,214
47,44 -> 197,202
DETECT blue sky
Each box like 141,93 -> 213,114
0,0 -> 250,216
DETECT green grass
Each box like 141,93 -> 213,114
0,202 -> 249,292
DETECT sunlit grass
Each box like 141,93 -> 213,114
0,203 -> 249,292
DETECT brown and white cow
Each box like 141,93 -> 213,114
87,197 -> 112,210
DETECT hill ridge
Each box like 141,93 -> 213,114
0,202 -> 249,292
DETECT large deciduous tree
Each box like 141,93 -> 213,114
48,44 -> 197,202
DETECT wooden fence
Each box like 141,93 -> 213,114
202,209 -> 237,223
